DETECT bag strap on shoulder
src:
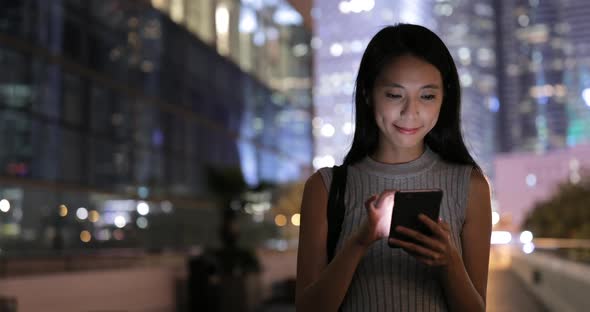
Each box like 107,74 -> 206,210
326,164 -> 347,263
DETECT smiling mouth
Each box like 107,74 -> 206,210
394,125 -> 422,134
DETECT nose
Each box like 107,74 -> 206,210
400,96 -> 420,118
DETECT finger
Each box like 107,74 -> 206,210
403,248 -> 428,259
418,214 -> 447,237
389,238 -> 440,260
438,219 -> 451,232
403,250 -> 432,263
397,244 -> 440,265
395,226 -> 445,252
409,250 -> 443,266
397,242 -> 446,267
432,217 -> 452,242
405,251 -> 438,266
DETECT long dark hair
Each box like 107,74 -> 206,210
343,23 -> 480,170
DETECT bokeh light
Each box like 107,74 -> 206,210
0,199 -> 10,213
59,204 -> 68,217
291,213 -> 301,226
80,230 -> 91,243
275,214 -> 287,227
76,207 -> 88,220
114,216 -> 127,228
88,210 -> 100,223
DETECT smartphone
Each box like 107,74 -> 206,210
388,189 -> 443,248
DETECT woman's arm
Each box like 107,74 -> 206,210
295,172 -> 395,312
440,169 -> 492,311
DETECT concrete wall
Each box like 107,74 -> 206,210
256,248 -> 297,299
494,145 -> 590,230
0,267 -> 178,312
511,249 -> 590,312
0,248 -> 298,311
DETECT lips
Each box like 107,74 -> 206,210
394,125 -> 421,135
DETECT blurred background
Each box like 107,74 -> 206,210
0,0 -> 589,311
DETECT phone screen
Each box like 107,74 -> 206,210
388,189 -> 443,248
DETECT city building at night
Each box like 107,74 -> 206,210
496,0 -> 590,153
0,0 -> 313,253
435,1 -> 499,178
493,0 -> 590,226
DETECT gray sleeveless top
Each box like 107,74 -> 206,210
318,147 -> 473,312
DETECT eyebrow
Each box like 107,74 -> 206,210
381,83 -> 441,89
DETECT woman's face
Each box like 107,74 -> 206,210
371,54 -> 444,152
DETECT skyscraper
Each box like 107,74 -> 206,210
493,0 -> 590,228
0,0 -> 313,252
435,1 -> 499,178
496,0 -> 590,153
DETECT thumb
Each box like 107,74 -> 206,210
364,194 -> 378,211
377,191 -> 395,209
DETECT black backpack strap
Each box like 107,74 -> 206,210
326,165 -> 347,263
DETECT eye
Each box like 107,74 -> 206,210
386,93 -> 402,99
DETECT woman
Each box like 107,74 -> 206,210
296,24 -> 492,311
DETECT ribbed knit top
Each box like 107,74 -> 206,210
318,147 -> 473,312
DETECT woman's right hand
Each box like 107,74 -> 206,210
354,190 -> 396,247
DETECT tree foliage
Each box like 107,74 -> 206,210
523,174 -> 590,238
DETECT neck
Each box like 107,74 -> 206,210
371,142 -> 425,164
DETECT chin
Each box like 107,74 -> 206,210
389,138 -> 424,150
380,129 -> 427,150
395,132 -> 426,144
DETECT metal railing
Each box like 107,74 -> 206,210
532,238 -> 590,265
0,248 -> 188,278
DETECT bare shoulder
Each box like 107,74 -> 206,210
465,168 -> 492,223
468,168 -> 491,201
301,171 -> 329,210
300,171 -> 330,227
296,170 -> 330,296
305,170 -> 328,196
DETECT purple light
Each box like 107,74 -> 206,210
152,129 -> 164,146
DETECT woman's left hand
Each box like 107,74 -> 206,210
388,214 -> 459,267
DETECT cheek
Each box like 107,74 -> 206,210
373,104 -> 385,121
424,106 -> 442,128
374,110 -> 388,129
374,102 -> 399,120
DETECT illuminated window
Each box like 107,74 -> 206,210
339,0 -> 375,14
185,0 -> 215,43
518,15 -> 529,27
170,0 -> 184,23
330,43 -> 343,57
526,174 -> 537,187
215,4 -> 230,55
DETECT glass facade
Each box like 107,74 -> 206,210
497,0 -> 590,153
0,0 -> 312,253
435,1 -> 498,179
